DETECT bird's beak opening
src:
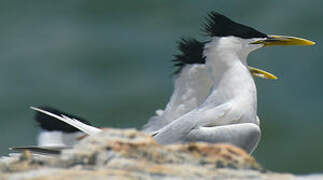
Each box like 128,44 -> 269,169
251,35 -> 315,46
249,66 -> 278,80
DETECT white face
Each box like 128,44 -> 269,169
204,36 -> 266,65
204,36 -> 264,63
216,36 -> 265,55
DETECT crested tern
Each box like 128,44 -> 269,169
143,38 -> 277,134
152,12 -> 314,153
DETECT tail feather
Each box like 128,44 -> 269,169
31,107 -> 102,136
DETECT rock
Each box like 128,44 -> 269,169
0,128 -> 322,180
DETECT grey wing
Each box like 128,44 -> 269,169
153,103 -> 231,145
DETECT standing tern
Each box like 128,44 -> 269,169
143,38 -> 277,134
11,11 -> 314,154
152,12 -> 314,153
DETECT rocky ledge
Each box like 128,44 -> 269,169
0,128 -> 321,180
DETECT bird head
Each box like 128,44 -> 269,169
203,12 -> 315,60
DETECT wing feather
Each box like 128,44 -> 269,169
31,107 -> 102,136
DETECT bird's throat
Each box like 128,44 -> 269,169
205,53 -> 257,112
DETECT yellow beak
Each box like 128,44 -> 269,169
248,66 -> 278,80
251,35 -> 315,46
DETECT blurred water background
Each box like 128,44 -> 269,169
0,0 -> 322,174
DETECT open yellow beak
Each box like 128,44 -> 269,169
248,66 -> 278,80
251,35 -> 315,46
249,35 -> 314,80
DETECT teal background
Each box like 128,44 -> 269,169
0,0 -> 322,174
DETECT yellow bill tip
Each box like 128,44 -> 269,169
249,66 -> 278,80
252,35 -> 316,46
269,35 -> 315,46
264,73 -> 278,80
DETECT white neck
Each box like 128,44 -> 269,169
203,37 -> 258,118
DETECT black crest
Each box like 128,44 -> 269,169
204,11 -> 267,39
35,106 -> 92,133
173,38 -> 206,74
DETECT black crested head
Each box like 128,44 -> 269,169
173,38 -> 206,74
35,106 -> 92,133
203,11 -> 267,39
